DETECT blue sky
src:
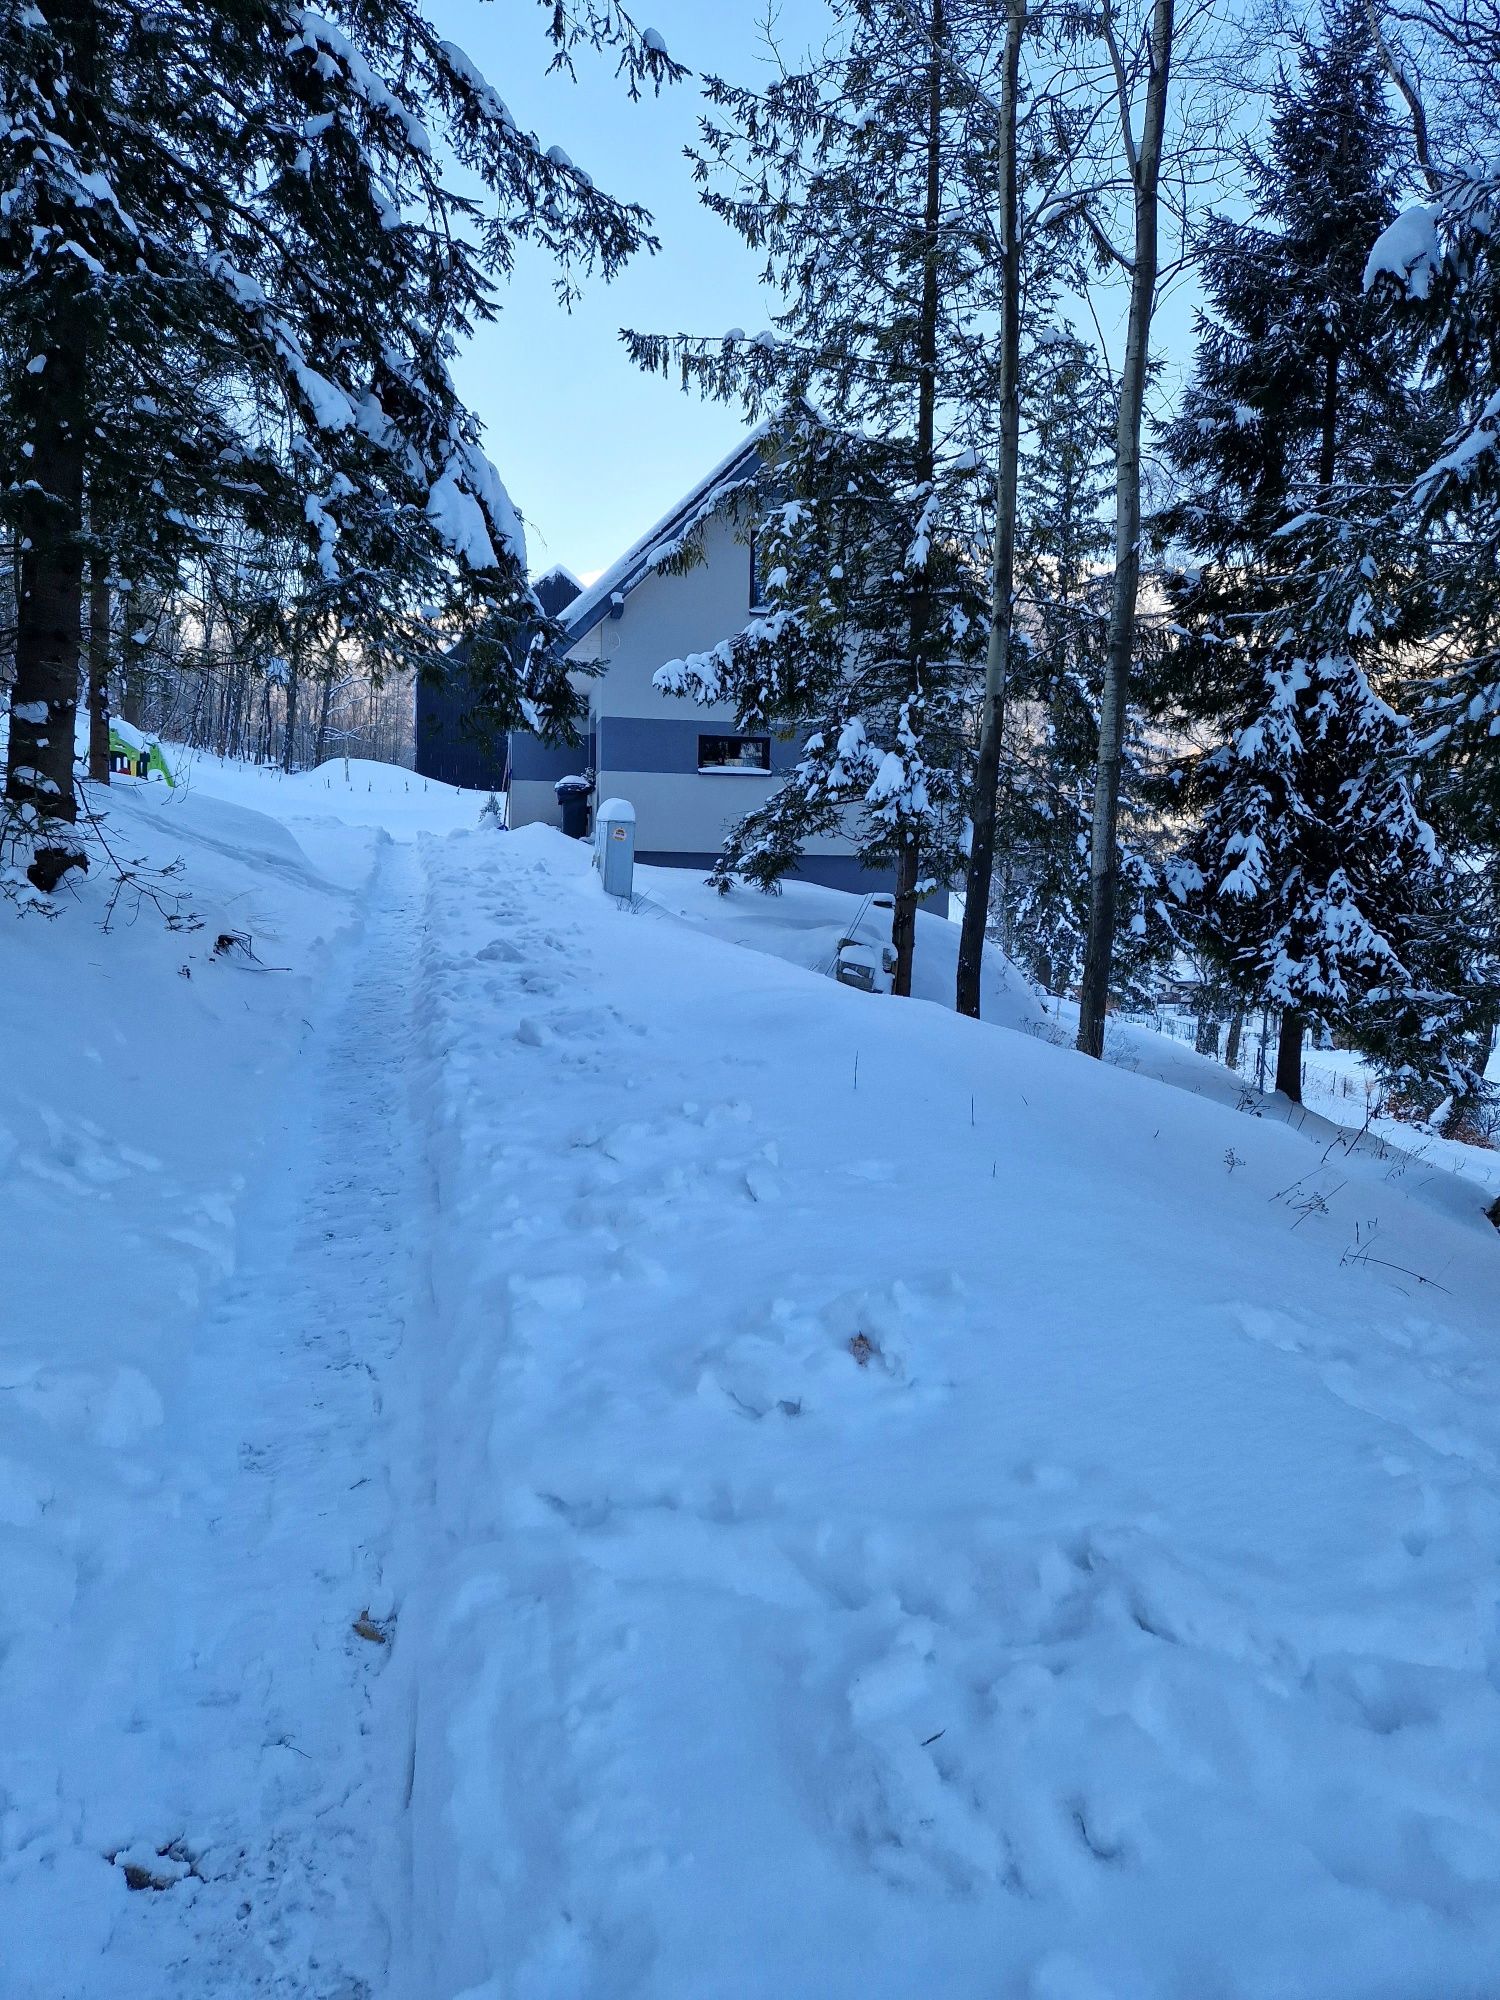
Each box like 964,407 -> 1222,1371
431,1 -> 832,585
430,2 -> 1203,587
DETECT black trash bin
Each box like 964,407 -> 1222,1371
554,774 -> 593,840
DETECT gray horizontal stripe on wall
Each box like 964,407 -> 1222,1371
635,850 -> 906,898
601,715 -> 804,776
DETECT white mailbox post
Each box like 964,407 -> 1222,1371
596,797 -> 636,900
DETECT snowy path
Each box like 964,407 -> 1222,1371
9,812 -> 1500,1999
79,837 -> 430,1995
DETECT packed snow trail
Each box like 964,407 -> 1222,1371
18,838 -> 430,1997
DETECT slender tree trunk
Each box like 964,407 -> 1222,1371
1317,344 -> 1339,499
891,0 -> 947,998
233,662 -> 251,759
313,657 -> 336,768
1225,1008 -> 1245,1071
282,655 -> 300,773
186,601 -> 216,750
1261,351 -> 1340,1074
87,564 -> 110,784
1275,1009 -> 1304,1101
118,661 -> 143,728
891,839 -> 920,995
956,0 -> 1026,1017
1077,0 -> 1175,1059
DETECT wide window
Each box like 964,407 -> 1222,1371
698,733 -> 771,773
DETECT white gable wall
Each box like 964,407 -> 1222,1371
566,509 -> 857,862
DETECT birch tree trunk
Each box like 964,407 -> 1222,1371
1076,0 -> 1175,1059
955,0 -> 1026,1018
890,0 -> 948,999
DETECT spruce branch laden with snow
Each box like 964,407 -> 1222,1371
0,0 -> 680,891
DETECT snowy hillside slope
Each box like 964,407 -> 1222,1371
162,746 -> 489,839
4,768 -> 1500,1999
629,859 -> 1050,1033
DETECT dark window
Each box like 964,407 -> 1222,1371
699,733 -> 771,773
749,529 -> 768,611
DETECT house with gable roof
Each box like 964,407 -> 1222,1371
490,423 -> 892,893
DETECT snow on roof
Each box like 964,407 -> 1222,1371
535,562 -> 583,591
560,420 -> 772,644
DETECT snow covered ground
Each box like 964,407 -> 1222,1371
5,760 -> 1500,1999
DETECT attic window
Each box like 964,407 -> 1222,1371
699,733 -> 771,774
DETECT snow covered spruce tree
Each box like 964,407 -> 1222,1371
0,0 -> 679,891
1361,2 -> 1500,829
991,335 -> 1158,999
1357,0 -> 1500,1123
654,410 -> 983,986
1155,0 -> 1459,1102
624,0 -> 1010,995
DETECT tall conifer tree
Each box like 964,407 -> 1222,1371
1156,0 -> 1455,1101
625,0 -> 1009,994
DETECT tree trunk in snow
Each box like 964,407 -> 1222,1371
890,0 -> 947,1000
4,3 -> 96,890
1275,1009 -> 1304,1102
87,566 -> 110,784
313,655 -> 336,769
1225,1009 -> 1245,1072
956,0 -> 1026,1020
7,331 -> 88,890
1076,0 -> 1175,1060
282,656 -> 300,774
118,665 -> 143,729
892,837 -> 920,998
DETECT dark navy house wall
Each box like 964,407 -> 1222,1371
414,569 -> 584,792
413,644 -> 509,791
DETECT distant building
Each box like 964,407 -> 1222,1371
413,565 -> 582,791
505,425 -> 885,893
